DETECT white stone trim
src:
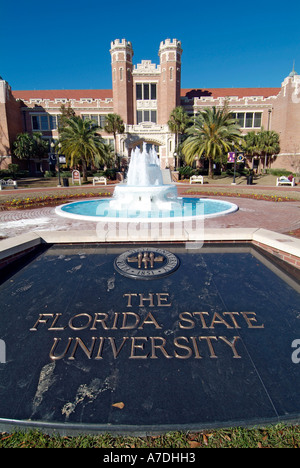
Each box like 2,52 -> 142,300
1,229 -> 299,260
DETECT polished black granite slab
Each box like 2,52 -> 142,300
0,243 -> 299,434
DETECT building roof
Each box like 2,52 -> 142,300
12,89 -> 113,101
11,87 -> 281,103
181,88 -> 281,99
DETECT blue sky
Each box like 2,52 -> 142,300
1,0 -> 300,91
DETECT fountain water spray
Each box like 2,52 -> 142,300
109,143 -> 182,213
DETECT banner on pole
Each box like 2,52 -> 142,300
228,152 -> 235,163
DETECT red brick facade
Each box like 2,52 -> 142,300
1,39 -> 300,171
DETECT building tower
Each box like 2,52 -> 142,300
110,39 -> 134,124
272,66 -> 300,165
157,39 -> 183,124
0,77 -> 22,169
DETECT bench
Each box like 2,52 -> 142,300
0,179 -> 18,190
276,176 -> 295,187
93,176 -> 107,186
190,175 -> 204,184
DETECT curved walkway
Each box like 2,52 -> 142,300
1,194 -> 299,239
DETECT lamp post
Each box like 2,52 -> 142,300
232,152 -> 237,185
230,145 -> 237,185
50,142 -> 62,187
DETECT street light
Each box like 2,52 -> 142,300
50,142 -> 62,187
232,152 -> 237,185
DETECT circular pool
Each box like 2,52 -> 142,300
55,197 -> 238,223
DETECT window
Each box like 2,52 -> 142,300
231,112 -> 262,129
151,84 -> 156,100
32,115 -> 39,130
99,115 -> 107,128
136,83 -> 157,100
81,114 -> 107,128
49,115 -> 57,130
31,114 -> 58,131
136,83 -> 157,124
151,110 -> 157,123
236,113 -> 245,127
136,84 -> 142,100
245,113 -> 253,128
103,138 -> 114,149
40,115 -> 49,131
136,110 -> 157,124
254,112 -> 262,127
137,110 -> 143,124
144,84 -> 149,100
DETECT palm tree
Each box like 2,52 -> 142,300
104,113 -> 125,167
32,132 -> 49,172
182,106 -> 242,178
244,131 -> 260,168
168,106 -> 190,167
58,116 -> 111,182
13,133 -> 34,170
257,129 -> 280,170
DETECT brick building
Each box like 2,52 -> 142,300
0,38 -> 300,173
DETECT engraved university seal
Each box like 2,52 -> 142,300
114,247 -> 180,280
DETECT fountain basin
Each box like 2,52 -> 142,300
55,197 -> 238,222
55,143 -> 239,223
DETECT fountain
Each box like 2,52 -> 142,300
55,143 -> 238,222
109,143 -> 182,213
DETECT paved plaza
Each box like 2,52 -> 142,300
0,183 -> 300,239
0,182 -> 300,435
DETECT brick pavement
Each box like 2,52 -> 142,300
0,193 -> 299,240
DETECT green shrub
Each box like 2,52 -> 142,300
267,168 -> 294,177
178,166 -> 195,178
60,171 -> 72,178
44,170 -> 56,178
104,168 -> 117,180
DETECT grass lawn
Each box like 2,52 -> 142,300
0,424 -> 299,448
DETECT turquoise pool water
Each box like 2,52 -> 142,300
55,197 -> 238,222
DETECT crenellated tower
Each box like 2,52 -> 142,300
0,77 -> 23,168
110,39 -> 134,124
157,39 -> 182,124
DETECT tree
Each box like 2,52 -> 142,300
58,116 -> 112,181
182,106 -> 242,178
244,131 -> 259,157
168,106 -> 190,167
104,113 -> 125,167
257,129 -> 280,170
13,132 -> 49,172
13,133 -> 34,170
244,131 -> 260,169
32,132 -> 49,172
59,102 -> 76,129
